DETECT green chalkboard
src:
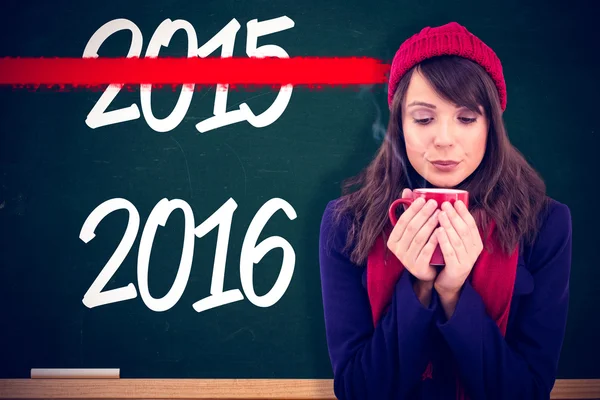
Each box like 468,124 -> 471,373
1,0 -> 598,381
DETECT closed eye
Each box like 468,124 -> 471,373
413,118 -> 432,125
459,117 -> 477,124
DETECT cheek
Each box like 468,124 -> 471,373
473,130 -> 487,155
464,128 -> 487,162
403,128 -> 428,154
402,128 -> 428,170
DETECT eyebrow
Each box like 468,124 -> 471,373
406,101 -> 481,113
407,101 -> 436,109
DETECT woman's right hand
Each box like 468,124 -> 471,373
386,189 -> 440,284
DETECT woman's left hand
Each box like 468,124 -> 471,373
433,200 -> 484,296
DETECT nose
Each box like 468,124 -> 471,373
433,119 -> 455,148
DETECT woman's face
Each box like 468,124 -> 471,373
401,69 -> 488,188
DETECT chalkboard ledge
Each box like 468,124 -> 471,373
0,379 -> 599,399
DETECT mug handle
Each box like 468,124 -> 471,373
389,198 -> 414,225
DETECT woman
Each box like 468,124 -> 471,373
318,22 -> 572,400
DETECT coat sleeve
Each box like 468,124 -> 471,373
319,200 -> 439,400
436,201 -> 572,399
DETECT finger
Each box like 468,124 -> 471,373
396,199 -> 438,254
438,212 -> 468,264
415,226 -> 439,266
441,201 -> 472,245
388,197 -> 427,243
402,189 -> 413,211
454,200 -> 481,247
436,227 -> 460,266
388,190 -> 411,226
407,209 -> 440,260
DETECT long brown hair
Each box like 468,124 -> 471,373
329,55 -> 549,266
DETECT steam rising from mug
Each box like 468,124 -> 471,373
358,85 -> 386,142
357,85 -> 431,190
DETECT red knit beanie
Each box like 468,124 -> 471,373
387,22 -> 507,111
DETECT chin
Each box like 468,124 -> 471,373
430,181 -> 459,188
412,160 -> 472,189
421,172 -> 466,189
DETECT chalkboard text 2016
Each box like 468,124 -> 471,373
79,197 -> 297,312
83,16 -> 295,133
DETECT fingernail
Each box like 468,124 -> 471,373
416,198 -> 426,205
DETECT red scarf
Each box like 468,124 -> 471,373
366,219 -> 518,400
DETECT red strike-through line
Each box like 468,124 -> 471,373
0,57 -> 391,86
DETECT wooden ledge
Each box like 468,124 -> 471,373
0,378 -> 599,399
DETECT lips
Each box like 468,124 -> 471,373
432,160 -> 458,166
430,160 -> 460,172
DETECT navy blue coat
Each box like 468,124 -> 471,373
318,198 -> 571,399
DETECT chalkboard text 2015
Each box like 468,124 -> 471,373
83,16 -> 295,133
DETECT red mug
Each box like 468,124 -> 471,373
388,188 -> 469,266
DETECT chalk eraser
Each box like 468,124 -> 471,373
30,368 -> 120,379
